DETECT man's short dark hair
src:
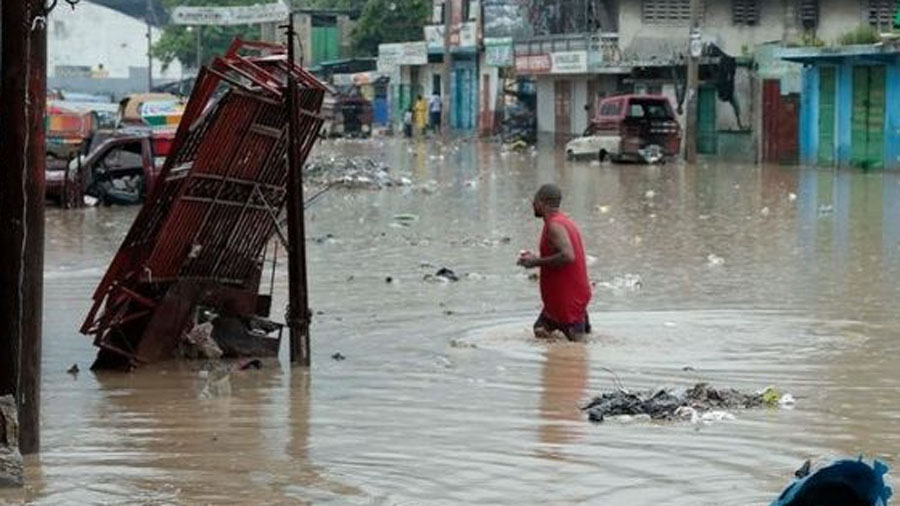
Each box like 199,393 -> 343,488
535,184 -> 562,208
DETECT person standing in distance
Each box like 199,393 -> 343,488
517,184 -> 592,341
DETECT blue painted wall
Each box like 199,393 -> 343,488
884,56 -> 900,168
836,64 -> 853,166
800,65 -> 818,166
450,58 -> 478,130
798,55 -> 900,169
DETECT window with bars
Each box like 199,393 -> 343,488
642,0 -> 702,25
732,0 -> 759,25
868,0 -> 898,28
799,0 -> 819,30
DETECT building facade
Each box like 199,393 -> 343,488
48,0 -> 183,96
779,44 -> 900,170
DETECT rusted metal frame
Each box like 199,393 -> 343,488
189,173 -> 285,194
208,127 -> 286,279
178,99 -> 268,278
227,53 -> 285,94
204,65 -> 261,97
207,184 -> 271,277
180,195 -> 277,212
217,59 -> 284,98
227,38 -> 286,57
119,287 -> 158,309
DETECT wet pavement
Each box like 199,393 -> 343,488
3,136 -> 900,505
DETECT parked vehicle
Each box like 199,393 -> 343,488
565,94 -> 682,163
46,130 -> 172,206
322,87 -> 373,138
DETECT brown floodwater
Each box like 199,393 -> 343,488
2,137 -> 900,505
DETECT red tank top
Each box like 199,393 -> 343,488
539,213 -> 592,324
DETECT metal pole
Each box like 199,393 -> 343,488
684,0 -> 701,163
441,0 -> 452,137
283,14 -> 311,366
0,0 -> 46,455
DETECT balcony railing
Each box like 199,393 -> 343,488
514,32 -> 622,64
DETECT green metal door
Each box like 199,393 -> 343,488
818,66 -> 836,165
697,86 -> 718,155
851,65 -> 886,169
311,26 -> 339,66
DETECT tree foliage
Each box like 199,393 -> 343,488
351,0 -> 431,56
153,0 -> 264,70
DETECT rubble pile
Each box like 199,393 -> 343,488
304,156 -> 411,189
582,383 -> 791,424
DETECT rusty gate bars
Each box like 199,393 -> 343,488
80,39 -> 325,368
0,0 -> 47,454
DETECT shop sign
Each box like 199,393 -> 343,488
172,1 -> 288,26
377,42 -> 428,73
515,54 -> 551,74
485,37 -> 513,67
425,22 -> 477,51
551,51 -> 588,74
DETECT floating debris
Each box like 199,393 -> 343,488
788,192 -> 798,202
582,383 -> 791,424
331,352 -> 346,361
66,364 -> 79,376
593,273 -> 643,292
706,253 -> 725,267
304,156 -> 410,189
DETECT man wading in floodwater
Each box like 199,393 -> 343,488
517,184 -> 592,341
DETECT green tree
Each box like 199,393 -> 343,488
153,0 -> 264,70
351,0 -> 430,56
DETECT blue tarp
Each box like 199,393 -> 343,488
771,459 -> 892,506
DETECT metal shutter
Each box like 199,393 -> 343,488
732,0 -> 759,26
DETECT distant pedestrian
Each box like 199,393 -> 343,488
414,95 -> 427,135
517,184 -> 592,342
403,107 -> 413,138
429,92 -> 442,133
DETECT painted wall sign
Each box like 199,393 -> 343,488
515,54 -> 551,74
485,37 -> 513,67
377,42 -> 428,73
425,22 -> 477,51
551,51 -> 588,74
172,2 -> 289,26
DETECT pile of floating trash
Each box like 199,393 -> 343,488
304,155 -> 411,189
582,383 -> 795,424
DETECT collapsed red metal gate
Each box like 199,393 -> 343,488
81,40 -> 327,369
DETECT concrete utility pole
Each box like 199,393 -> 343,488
283,14 -> 312,367
441,0 -> 453,137
684,0 -> 701,163
0,0 -> 47,455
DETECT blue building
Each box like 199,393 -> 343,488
778,44 -> 900,170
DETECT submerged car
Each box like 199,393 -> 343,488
565,94 -> 682,163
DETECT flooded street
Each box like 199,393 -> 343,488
4,137 -> 900,505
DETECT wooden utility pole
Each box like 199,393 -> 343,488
283,14 -> 311,367
0,0 -> 47,455
684,0 -> 701,163
441,0 -> 453,137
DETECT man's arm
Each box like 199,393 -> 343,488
519,223 -> 575,269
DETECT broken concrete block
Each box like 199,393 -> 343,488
0,395 -> 23,487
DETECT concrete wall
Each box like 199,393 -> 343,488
48,0 -> 182,90
536,77 -> 554,133
619,0 -> 785,58
619,0 -> 870,58
816,0 -> 866,45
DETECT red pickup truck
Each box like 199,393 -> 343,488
565,94 -> 682,163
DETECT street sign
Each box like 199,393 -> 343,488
172,2 -> 289,26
